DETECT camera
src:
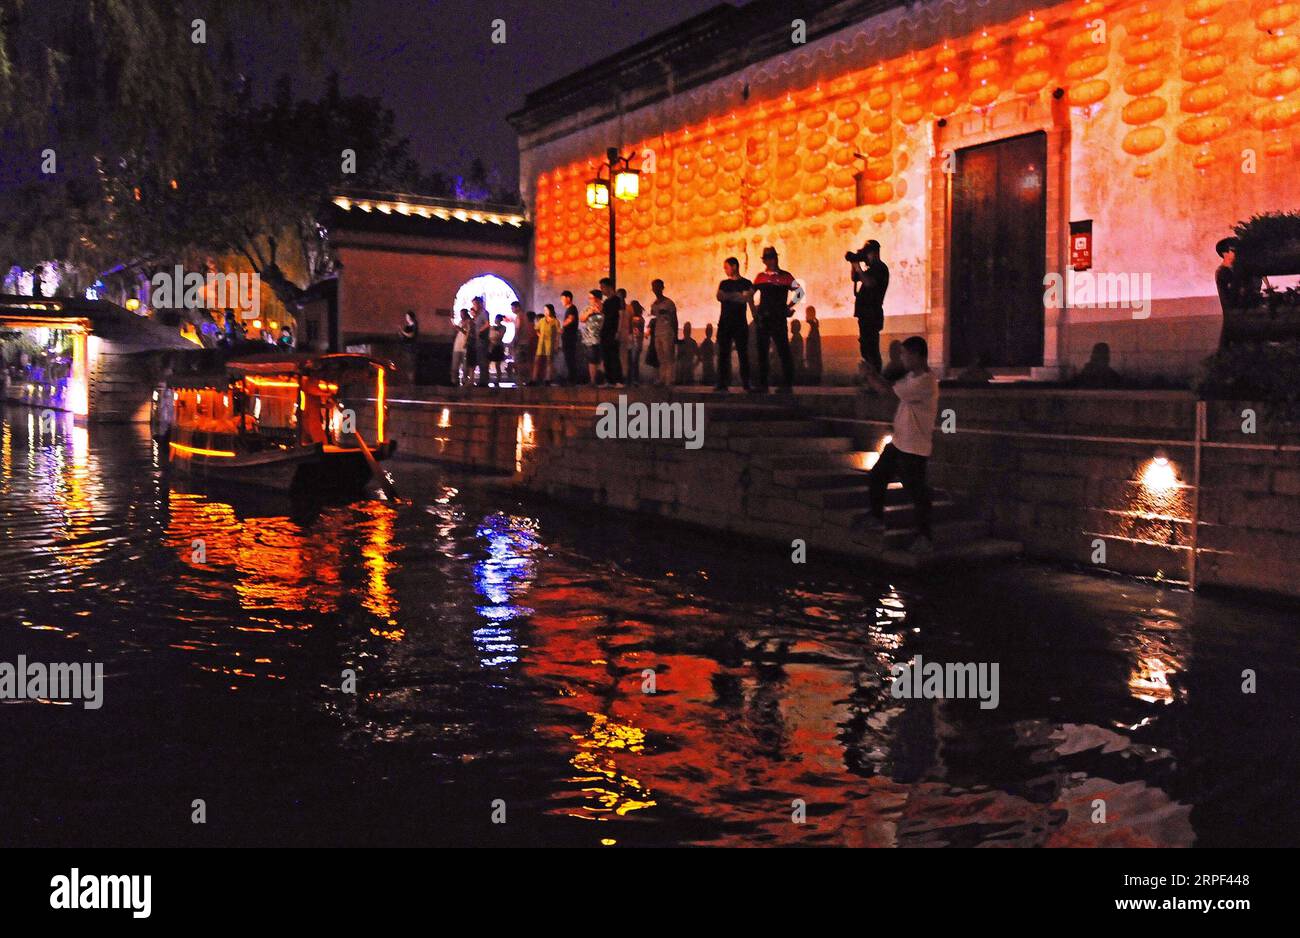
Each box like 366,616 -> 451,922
845,249 -> 870,263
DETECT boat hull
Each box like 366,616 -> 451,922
168,438 -> 395,494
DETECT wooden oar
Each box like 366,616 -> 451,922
354,429 -> 398,500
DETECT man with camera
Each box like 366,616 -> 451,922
848,239 -> 889,375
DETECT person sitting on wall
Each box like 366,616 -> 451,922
955,352 -> 993,384
698,323 -> 717,387
1075,341 -> 1122,388
676,322 -> 699,385
400,310 -> 419,342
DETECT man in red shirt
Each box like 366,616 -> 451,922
749,246 -> 800,392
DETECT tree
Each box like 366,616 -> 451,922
0,0 -> 351,298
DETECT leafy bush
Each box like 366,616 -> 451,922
1196,339 -> 1300,415
1233,212 -> 1300,272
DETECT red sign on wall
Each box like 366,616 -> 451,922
1070,219 -> 1093,271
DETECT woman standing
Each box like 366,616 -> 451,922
626,300 -> 645,386
580,289 -> 605,386
533,304 -> 560,386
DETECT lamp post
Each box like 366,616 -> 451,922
585,146 -> 640,289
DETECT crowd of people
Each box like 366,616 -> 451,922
411,238 -> 941,551
445,246 -> 834,392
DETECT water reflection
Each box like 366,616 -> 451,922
0,404 -> 1297,847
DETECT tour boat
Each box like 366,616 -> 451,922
155,352 -> 395,494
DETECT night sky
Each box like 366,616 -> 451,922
231,0 -> 725,192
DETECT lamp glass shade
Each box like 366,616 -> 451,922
586,179 -> 610,209
613,168 -> 640,201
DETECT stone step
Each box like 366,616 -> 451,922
772,467 -> 872,488
812,498 -> 961,530
726,435 -> 856,454
702,403 -> 800,421
707,419 -> 827,438
881,538 -> 1024,570
853,516 -> 993,550
752,451 -> 867,471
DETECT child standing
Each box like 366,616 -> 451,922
488,315 -> 507,386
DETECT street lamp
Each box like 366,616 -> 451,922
585,146 -> 640,288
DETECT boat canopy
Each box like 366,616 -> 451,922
166,353 -> 389,389
225,352 -> 389,376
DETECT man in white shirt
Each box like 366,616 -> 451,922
863,336 -> 939,553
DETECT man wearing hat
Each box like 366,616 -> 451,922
750,246 -> 802,392
850,239 -> 889,375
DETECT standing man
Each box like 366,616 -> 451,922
560,290 -> 580,383
750,246 -> 799,392
472,296 -> 492,387
598,277 -> 624,386
862,336 -> 938,554
714,256 -> 752,392
850,239 -> 889,376
649,279 -> 677,387
1215,237 -> 1254,348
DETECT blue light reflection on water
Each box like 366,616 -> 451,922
471,513 -> 540,668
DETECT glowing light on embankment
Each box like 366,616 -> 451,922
1141,455 -> 1178,493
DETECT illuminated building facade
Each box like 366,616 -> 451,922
319,192 -> 530,353
0,295 -> 193,422
511,0 -> 1297,380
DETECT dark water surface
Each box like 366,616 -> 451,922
1,406 -> 1296,847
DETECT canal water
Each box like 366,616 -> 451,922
1,405 -> 1297,847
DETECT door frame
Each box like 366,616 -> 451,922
927,93 -> 1071,378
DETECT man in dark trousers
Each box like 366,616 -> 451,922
850,239 -> 889,375
862,336 -> 938,555
598,277 -> 624,386
714,256 -> 753,392
750,246 -> 800,393
560,290 -> 580,383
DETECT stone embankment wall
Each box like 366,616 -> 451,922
358,385 -> 1300,598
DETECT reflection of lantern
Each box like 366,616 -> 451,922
1120,2 -> 1169,177
1178,0 -> 1229,169
1250,0 -> 1300,157
1063,1 -> 1112,108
